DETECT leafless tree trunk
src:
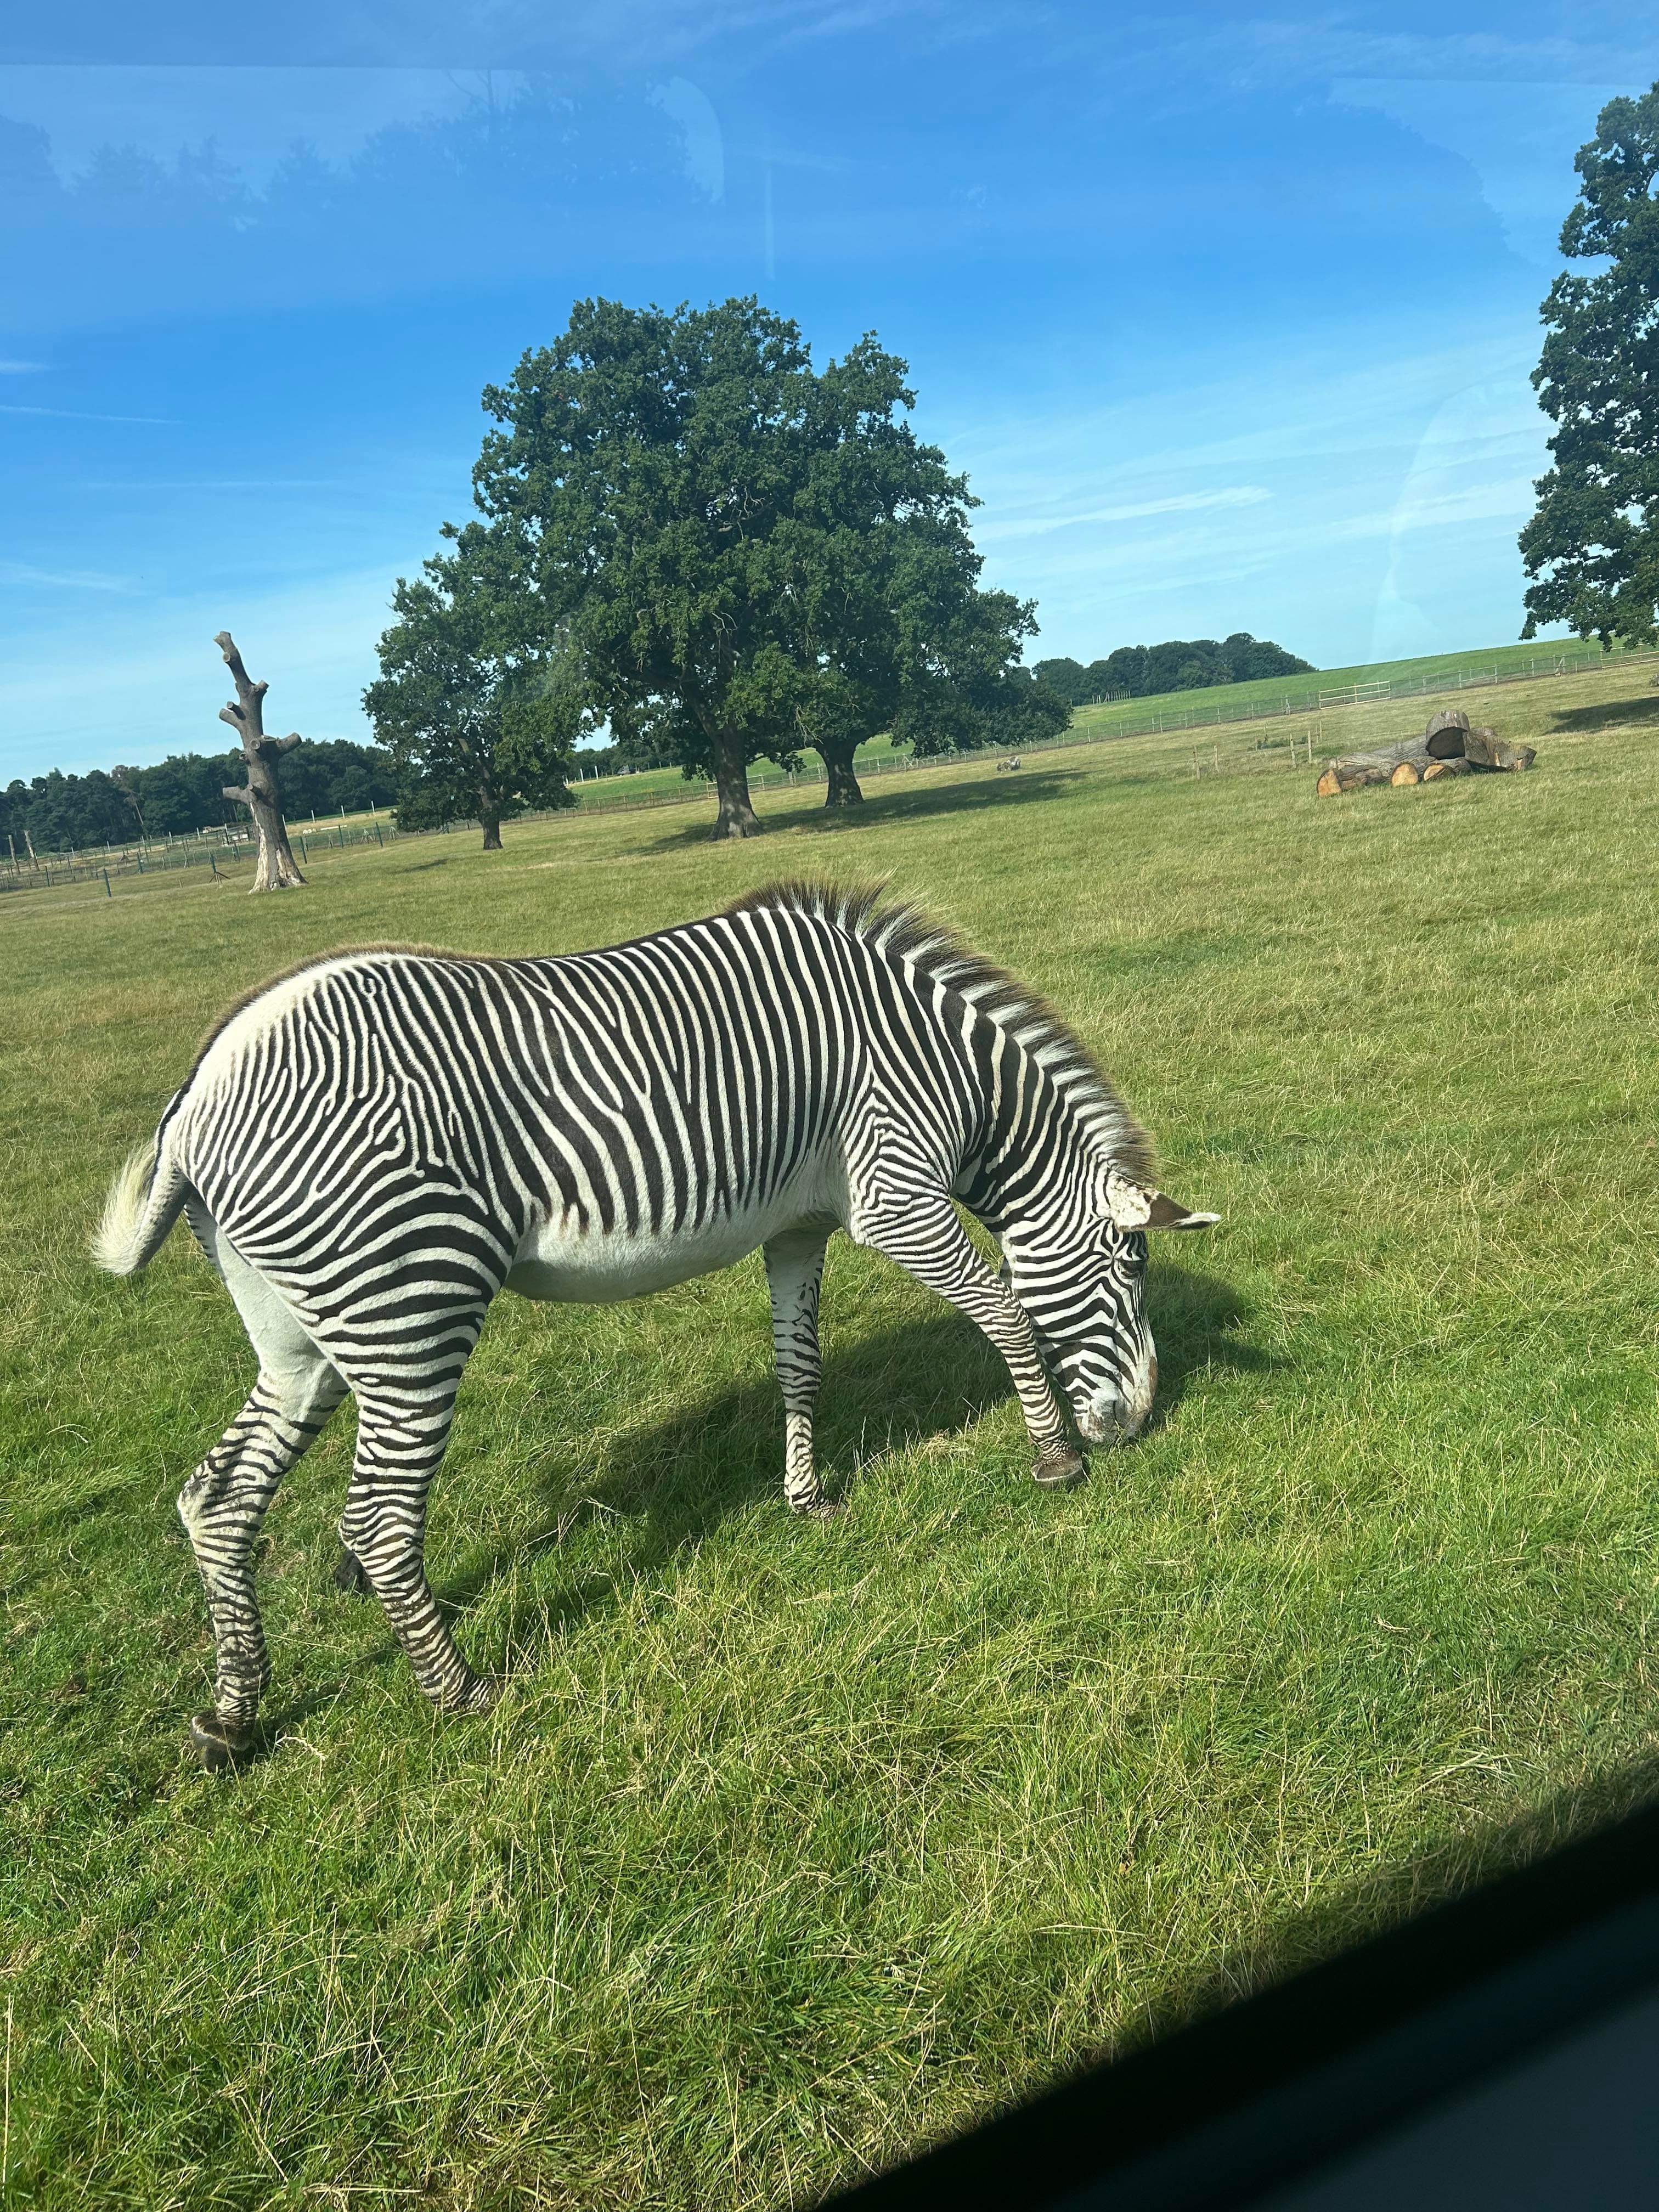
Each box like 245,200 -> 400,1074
215,630 -> 306,891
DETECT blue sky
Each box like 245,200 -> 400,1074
2,2 -> 1654,781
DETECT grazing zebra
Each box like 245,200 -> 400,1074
93,882 -> 1215,1767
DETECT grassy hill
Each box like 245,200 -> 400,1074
562,636 -> 1639,812
7,650 -> 1659,2206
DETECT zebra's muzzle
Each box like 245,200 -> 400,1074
1076,1393 -> 1135,1446
1076,1351 -> 1156,1445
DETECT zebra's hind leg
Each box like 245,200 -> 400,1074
177,1351 -> 347,1769
338,1384 -> 501,1717
764,1226 -> 840,1518
850,1192 -> 1084,1486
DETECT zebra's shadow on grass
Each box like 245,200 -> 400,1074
429,1261 -> 1266,1665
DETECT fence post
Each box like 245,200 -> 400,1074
103,867 -> 112,897
210,851 -> 218,878
374,822 -> 383,846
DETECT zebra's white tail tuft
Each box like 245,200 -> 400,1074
91,1137 -> 185,1275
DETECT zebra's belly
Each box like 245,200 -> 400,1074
505,1196 -> 837,1305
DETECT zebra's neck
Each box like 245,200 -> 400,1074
956,1024 -> 1093,1238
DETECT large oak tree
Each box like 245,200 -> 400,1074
1520,83 -> 1659,646
470,296 -> 1034,834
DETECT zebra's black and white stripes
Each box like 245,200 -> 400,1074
93,882 -> 1215,1762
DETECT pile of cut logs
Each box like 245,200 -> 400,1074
1315,708 -> 1536,797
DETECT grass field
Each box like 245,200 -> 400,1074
7,651 -> 1659,2207
557,638 -> 1644,811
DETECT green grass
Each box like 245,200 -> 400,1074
8,653 -> 1659,2207
1062,633 -> 1650,742
568,736 -> 912,809
564,637 -> 1643,811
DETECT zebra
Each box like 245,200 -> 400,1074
92,882 -> 1216,1768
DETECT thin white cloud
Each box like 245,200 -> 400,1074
80,479 -> 342,492
0,404 -> 172,425
941,320 -> 1558,665
1331,476 -> 1540,546
981,485 -> 1271,541
1142,20 -> 1659,94
0,560 -> 135,592
0,360 -> 43,375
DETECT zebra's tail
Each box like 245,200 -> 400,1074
91,1131 -> 188,1276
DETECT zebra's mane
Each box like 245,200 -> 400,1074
727,879 -> 1155,1181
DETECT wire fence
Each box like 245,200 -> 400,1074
7,643 -> 1655,901
0,813 -> 396,896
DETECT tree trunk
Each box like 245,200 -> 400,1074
214,631 -> 305,891
711,740 -> 762,839
479,781 -> 503,850
1424,708 -> 1470,758
820,743 -> 865,807
1316,738 -> 1439,796
1463,727 -> 1536,771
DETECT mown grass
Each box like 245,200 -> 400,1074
6,653 -> 1659,2208
567,636 -> 1646,810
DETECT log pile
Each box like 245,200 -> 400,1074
1316,708 -> 1536,798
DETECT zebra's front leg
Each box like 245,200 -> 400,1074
853,1195 -> 1085,1488
764,1226 -> 839,1518
178,1365 -> 347,1768
339,1388 -> 501,1716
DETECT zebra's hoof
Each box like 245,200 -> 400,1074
443,1674 -> 505,1717
1032,1447 -> 1087,1488
793,1497 -> 847,1522
190,1711 -> 256,1773
332,1547 -> 371,1597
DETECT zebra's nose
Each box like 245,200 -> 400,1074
1077,1391 -> 1132,1446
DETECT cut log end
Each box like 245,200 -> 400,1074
1424,707 -> 1471,757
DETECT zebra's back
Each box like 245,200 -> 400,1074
168,901 -> 975,1311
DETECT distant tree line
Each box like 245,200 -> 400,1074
0,738 -> 396,856
1032,633 -> 1316,705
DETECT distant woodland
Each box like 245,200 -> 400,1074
0,741 -> 398,855
1032,633 -> 1315,704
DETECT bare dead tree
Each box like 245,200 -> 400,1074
216,630 -> 306,891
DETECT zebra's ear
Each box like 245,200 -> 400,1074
1101,1166 -> 1155,1229
1099,1167 -> 1218,1231
1144,1192 -> 1220,1231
